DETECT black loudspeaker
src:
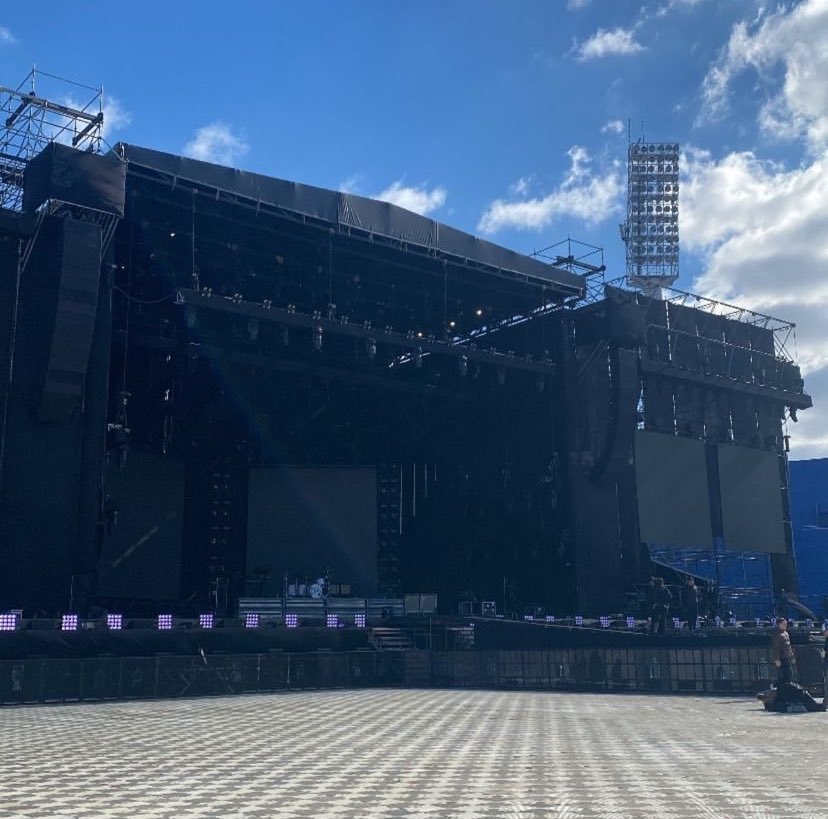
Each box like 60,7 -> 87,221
606,286 -> 647,345
590,347 -> 641,485
37,217 -> 102,422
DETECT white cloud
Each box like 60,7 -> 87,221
656,0 -> 706,18
700,0 -> 828,150
373,181 -> 446,216
681,146 -> 828,458
576,27 -> 646,61
338,174 -> 363,194
101,96 -> 131,141
477,145 -> 623,234
183,122 -> 249,166
510,176 -> 532,196
567,0 -> 591,9
686,0 -> 828,456
0,26 -> 16,44
601,119 -> 626,135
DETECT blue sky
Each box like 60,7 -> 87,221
1,0 -> 826,457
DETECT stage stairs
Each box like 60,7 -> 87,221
369,627 -> 412,651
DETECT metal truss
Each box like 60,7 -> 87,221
657,282 -> 797,363
0,69 -> 104,211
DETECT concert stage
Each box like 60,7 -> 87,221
0,129 -> 814,624
2,688 -> 825,819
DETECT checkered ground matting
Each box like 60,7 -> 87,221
1,688 -> 826,818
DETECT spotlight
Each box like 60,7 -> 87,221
326,613 -> 339,629
475,309 -> 483,317
157,614 -> 173,630
0,613 -> 17,632
354,613 -> 366,628
169,232 -> 176,238
313,326 -> 323,351
285,613 -> 299,628
449,320 -> 456,329
61,614 -> 79,632
244,613 -> 260,629
199,613 -> 214,629
367,338 -> 377,360
106,614 -> 123,631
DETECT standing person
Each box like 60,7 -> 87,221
822,621 -> 827,706
770,616 -> 796,685
683,577 -> 700,632
649,577 -> 672,635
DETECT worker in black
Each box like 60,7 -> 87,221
770,616 -> 795,685
683,577 -> 700,632
649,577 -> 672,635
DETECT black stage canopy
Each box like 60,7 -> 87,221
115,143 -> 584,299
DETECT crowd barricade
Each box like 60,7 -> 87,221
0,645 -> 821,705
422,645 -> 823,696
0,650 -> 405,705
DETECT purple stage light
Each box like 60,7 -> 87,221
0,613 -> 17,632
599,616 -> 610,629
545,615 -> 555,623
575,615 -> 584,627
244,613 -> 260,629
106,614 -> 123,630
626,616 -> 636,629
326,613 -> 338,629
61,614 -> 78,632
157,614 -> 173,630
285,613 -> 298,628
354,613 -> 366,628
199,613 -> 214,629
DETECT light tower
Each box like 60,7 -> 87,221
620,141 -> 680,296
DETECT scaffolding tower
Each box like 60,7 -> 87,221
0,68 -> 104,211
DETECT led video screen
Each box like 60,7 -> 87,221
635,430 -> 713,548
717,444 -> 785,553
247,466 -> 377,596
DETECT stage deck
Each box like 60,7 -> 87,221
2,689 -> 825,818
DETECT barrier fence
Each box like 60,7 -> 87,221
422,646 -> 824,696
0,646 -> 823,705
0,651 -> 405,705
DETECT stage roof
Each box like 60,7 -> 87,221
115,143 -> 584,299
